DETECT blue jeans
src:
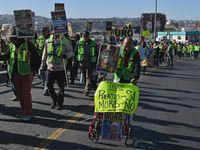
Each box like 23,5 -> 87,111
190,51 -> 194,59
167,55 -> 173,66
40,70 -> 49,93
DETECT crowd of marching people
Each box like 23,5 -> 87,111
0,25 -> 199,121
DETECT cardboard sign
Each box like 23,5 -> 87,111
14,9 -> 35,38
106,21 -> 112,31
68,23 -> 72,36
96,44 -> 120,74
95,81 -> 139,114
86,21 -> 93,31
1,24 -> 11,39
102,112 -> 123,142
51,10 -> 68,35
110,29 -> 133,38
55,3 -> 64,11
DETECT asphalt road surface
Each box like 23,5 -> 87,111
0,57 -> 200,150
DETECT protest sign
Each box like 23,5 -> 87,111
141,58 -> 147,67
1,24 -> 11,39
125,23 -> 132,29
55,3 -> 64,11
31,12 -> 35,28
110,29 -> 133,38
95,81 -> 139,114
68,23 -> 72,36
96,44 -> 120,74
142,30 -> 150,37
102,112 -> 123,142
14,9 -> 35,38
106,21 -> 112,31
86,21 -> 93,31
51,10 -> 68,35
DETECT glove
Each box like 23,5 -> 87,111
62,54 -> 67,59
40,69 -> 44,75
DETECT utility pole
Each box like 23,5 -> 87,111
154,0 -> 157,41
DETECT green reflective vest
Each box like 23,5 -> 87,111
159,45 -> 163,53
194,46 -> 200,51
113,47 -> 138,82
47,35 -> 67,65
8,43 -> 30,76
77,38 -> 96,63
183,47 -> 187,53
177,44 -> 182,51
37,35 -> 47,56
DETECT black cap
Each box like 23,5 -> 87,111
83,31 -> 89,36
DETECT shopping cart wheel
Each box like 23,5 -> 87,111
125,135 -> 128,146
128,126 -> 132,138
95,121 -> 100,131
88,129 -> 99,143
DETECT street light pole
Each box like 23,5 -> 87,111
154,0 -> 157,41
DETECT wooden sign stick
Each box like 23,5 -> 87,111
25,38 -> 32,81
60,35 -> 69,88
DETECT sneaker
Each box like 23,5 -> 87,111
51,101 -> 57,109
4,83 -> 9,87
56,105 -> 63,110
84,91 -> 90,96
11,97 -> 19,101
43,91 -> 50,96
42,83 -> 45,86
20,115 -> 31,121
15,114 -> 23,118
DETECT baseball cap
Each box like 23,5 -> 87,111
119,36 -> 125,41
83,31 -> 90,36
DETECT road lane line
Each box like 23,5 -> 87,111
34,102 -> 95,150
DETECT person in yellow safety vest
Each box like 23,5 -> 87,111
159,42 -> 165,63
177,42 -> 182,60
0,27 -> 40,121
119,36 -> 125,46
194,43 -> 199,58
64,33 -> 77,84
182,44 -> 187,58
189,42 -> 194,59
0,37 -> 19,101
113,37 -> 140,125
40,33 -> 73,110
72,31 -> 98,96
36,27 -> 50,96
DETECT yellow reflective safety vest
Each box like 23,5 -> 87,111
8,43 -> 30,76
113,47 -> 138,82
77,38 -> 96,63
47,35 -> 67,65
194,46 -> 200,51
37,35 -> 47,56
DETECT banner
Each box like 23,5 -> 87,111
125,23 -> 132,29
96,44 -> 120,74
142,30 -> 150,37
14,9 -> 35,38
55,3 -> 64,11
106,21 -> 112,31
102,112 -> 123,142
68,23 -> 72,36
110,29 -> 133,38
95,81 -> 139,114
51,10 -> 68,35
1,24 -> 11,39
86,21 -> 93,31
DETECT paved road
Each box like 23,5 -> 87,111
0,57 -> 200,150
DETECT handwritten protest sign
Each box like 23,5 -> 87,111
106,21 -> 112,31
95,81 -> 139,114
68,23 -> 72,36
102,112 -> 123,142
86,21 -> 93,31
142,30 -> 150,37
14,9 -> 35,38
55,3 -> 64,11
1,24 -> 11,39
51,10 -> 68,35
96,44 -> 120,74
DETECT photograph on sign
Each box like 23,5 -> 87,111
55,3 -> 64,11
102,112 -> 123,142
1,24 -> 11,39
14,9 -> 35,38
106,21 -> 112,31
51,10 -> 68,35
86,21 -> 93,31
96,44 -> 120,74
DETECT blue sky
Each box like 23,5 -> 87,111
0,0 -> 200,20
